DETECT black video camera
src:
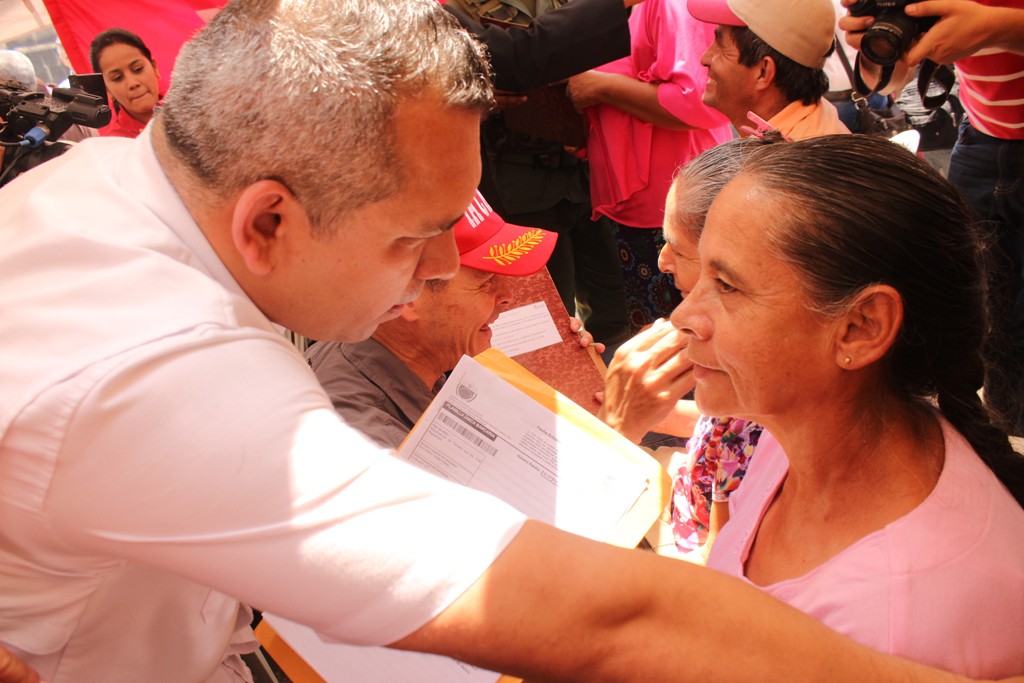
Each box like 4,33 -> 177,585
847,0 -> 937,66
0,78 -> 111,143
0,77 -> 112,188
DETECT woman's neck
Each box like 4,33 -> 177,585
774,396 -> 943,502
743,396 -> 945,587
128,108 -> 154,124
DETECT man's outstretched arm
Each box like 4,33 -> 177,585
396,520 -> 1023,683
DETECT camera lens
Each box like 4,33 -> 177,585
861,13 -> 919,65
862,27 -> 903,64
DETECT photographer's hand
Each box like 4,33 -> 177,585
837,0 -> 873,51
904,0 -> 1024,66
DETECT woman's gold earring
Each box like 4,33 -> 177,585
844,356 -> 852,366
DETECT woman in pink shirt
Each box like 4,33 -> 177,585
673,134 -> 1024,677
566,0 -> 731,333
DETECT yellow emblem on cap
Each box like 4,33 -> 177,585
483,229 -> 544,266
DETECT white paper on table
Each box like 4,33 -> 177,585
490,301 -> 561,357
265,355 -> 652,683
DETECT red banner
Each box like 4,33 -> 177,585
43,0 -> 227,93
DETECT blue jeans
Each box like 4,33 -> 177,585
948,119 -> 1024,433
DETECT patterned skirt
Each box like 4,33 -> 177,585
612,222 -> 682,334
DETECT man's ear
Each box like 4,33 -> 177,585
834,284 -> 903,370
754,55 -> 777,92
229,180 -> 306,276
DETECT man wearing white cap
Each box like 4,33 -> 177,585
308,190 -> 574,449
689,0 -> 850,138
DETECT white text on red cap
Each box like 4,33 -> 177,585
463,193 -> 493,230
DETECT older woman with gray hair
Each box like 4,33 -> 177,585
599,136 -> 786,558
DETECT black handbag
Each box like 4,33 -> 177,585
894,75 -> 965,151
914,105 -> 960,150
854,96 -> 913,137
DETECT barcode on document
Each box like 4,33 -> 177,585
438,413 -> 498,455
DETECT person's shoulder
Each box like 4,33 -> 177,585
306,339 -> 392,380
305,340 -> 345,370
889,417 -> 1024,567
306,339 -> 400,409
948,426 -> 1024,527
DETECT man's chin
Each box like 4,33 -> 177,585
330,325 -> 378,344
468,327 -> 494,358
332,314 -> 391,344
311,302 -> 409,344
362,303 -> 408,335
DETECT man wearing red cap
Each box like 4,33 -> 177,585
307,191 -> 575,449
688,0 -> 850,138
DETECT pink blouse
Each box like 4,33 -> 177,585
708,418 -> 1024,677
583,0 -> 732,228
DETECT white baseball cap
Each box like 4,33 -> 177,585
688,0 -> 836,70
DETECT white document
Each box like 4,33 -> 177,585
398,355 -> 648,539
490,301 -> 562,357
266,355 -> 652,683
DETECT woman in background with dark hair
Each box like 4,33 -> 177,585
89,28 -> 161,138
674,134 -> 1024,676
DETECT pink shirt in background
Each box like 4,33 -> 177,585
583,0 -> 731,228
708,417 -> 1024,678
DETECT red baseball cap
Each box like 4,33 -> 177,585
455,191 -> 557,276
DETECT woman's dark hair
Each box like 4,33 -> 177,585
89,28 -> 154,73
740,134 -> 1023,507
729,26 -> 831,105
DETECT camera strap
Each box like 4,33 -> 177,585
916,59 -> 956,110
852,51 -> 896,98
851,53 -> 954,111
835,38 -> 882,110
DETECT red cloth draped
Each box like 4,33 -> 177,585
43,0 -> 227,93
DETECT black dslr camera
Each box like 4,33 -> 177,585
847,0 -> 937,65
0,77 -> 112,187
